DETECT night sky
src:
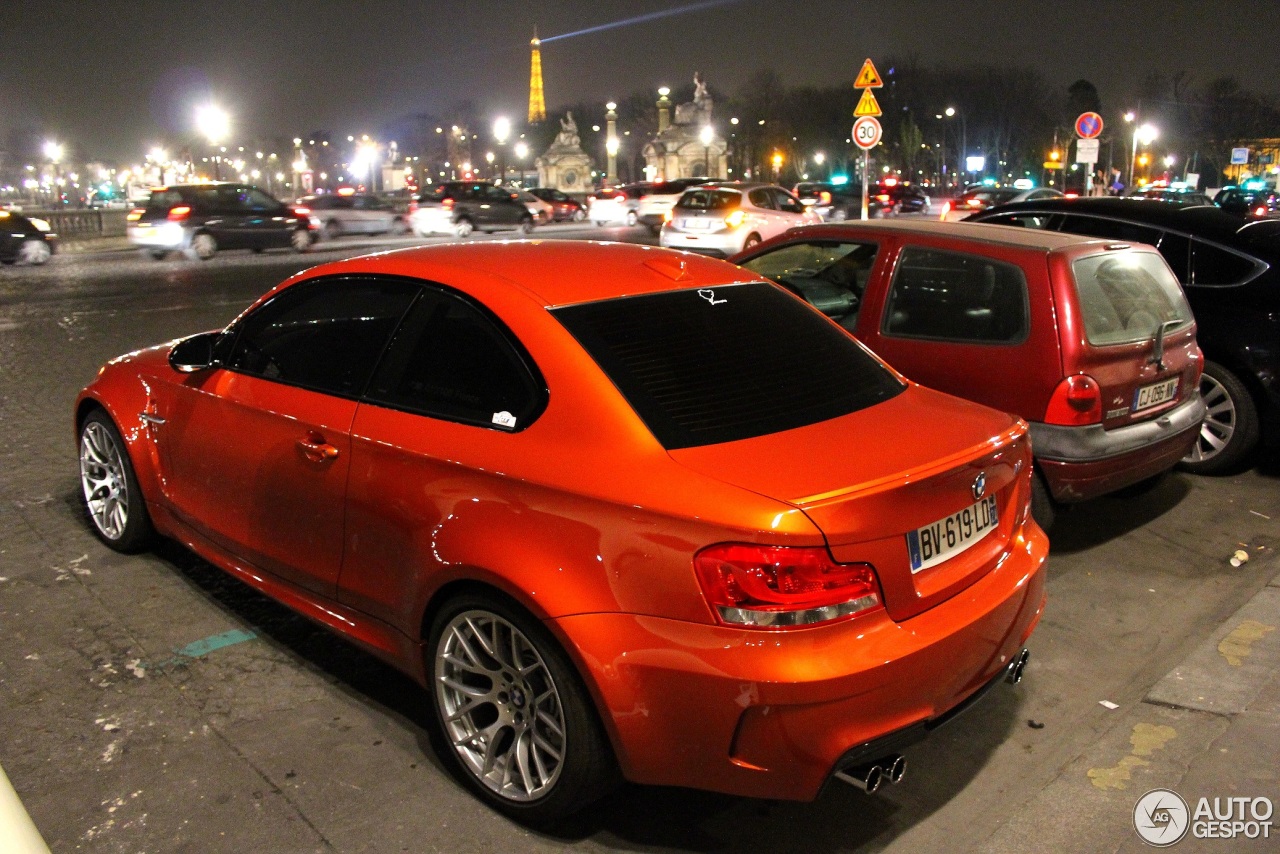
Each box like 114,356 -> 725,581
6,0 -> 1278,163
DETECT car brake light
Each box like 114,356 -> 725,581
443,198 -> 455,210
820,191 -> 832,204
167,205 -> 191,222
876,194 -> 890,202
1044,374 -> 1102,425
408,200 -> 418,213
1254,205 -> 1268,216
613,193 -> 626,202
663,209 -> 673,222
694,544 -> 882,628
725,209 -> 746,228
293,206 -> 310,216
126,208 -> 144,222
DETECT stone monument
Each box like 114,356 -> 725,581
536,111 -> 594,194
643,72 -> 726,181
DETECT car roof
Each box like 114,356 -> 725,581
974,196 -> 1253,242
781,219 -> 1121,252
289,240 -> 762,309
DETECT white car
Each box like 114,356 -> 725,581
659,182 -> 820,256
514,189 -> 554,224
587,183 -> 653,226
634,178 -> 712,234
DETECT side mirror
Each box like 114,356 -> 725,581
169,331 -> 219,373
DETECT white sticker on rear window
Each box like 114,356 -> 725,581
698,288 -> 727,306
492,411 -> 517,428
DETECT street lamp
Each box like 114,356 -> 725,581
43,141 -> 63,205
945,106 -> 967,192
699,124 -> 714,178
196,104 -> 230,179
1129,122 -> 1158,189
493,116 -> 510,184
771,151 -> 783,181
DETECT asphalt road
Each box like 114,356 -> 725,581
1,228 -> 1278,852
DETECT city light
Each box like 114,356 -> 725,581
195,104 -> 230,145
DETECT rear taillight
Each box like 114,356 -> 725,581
613,193 -> 626,202
408,199 -> 419,213
724,209 -> 746,228
663,209 -> 673,222
443,198 -> 455,210
167,205 -> 191,222
694,544 -> 882,629
1044,374 -> 1102,425
1254,205 -> 1268,217
126,208 -> 144,222
876,194 -> 890,202
293,206 -> 310,217
819,191 -> 832,204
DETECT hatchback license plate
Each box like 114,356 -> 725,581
906,495 -> 998,573
1133,378 -> 1178,412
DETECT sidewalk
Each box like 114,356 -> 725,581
979,554 -> 1280,852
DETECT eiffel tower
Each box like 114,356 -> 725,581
528,29 -> 546,124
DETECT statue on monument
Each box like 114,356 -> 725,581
554,111 -> 580,148
674,71 -> 713,126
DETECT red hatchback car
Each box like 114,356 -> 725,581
734,221 -> 1206,528
76,241 -> 1047,822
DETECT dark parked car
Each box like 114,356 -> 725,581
870,181 -> 931,215
1214,185 -> 1279,218
733,220 -> 1205,529
127,183 -> 314,260
1127,186 -> 1214,206
410,181 -> 536,237
527,187 -> 586,222
793,182 -> 883,221
967,196 -> 1280,473
0,209 -> 56,265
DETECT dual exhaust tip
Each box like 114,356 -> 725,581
836,649 -> 1030,795
834,753 -> 906,794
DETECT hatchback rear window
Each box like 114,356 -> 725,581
1071,251 -> 1194,346
676,190 -> 739,211
552,282 -> 904,449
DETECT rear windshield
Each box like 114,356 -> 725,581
552,282 -> 904,449
1071,250 -> 1194,346
676,189 -> 740,211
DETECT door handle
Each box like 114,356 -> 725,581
297,433 -> 339,462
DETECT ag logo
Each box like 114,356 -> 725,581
1134,788 -> 1190,846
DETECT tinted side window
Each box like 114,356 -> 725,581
883,247 -> 1030,343
1155,232 -> 1191,282
1056,215 -> 1161,246
225,278 -> 419,396
747,188 -> 774,209
365,289 -> 545,431
772,189 -> 805,214
1190,239 -> 1260,286
245,188 -> 280,210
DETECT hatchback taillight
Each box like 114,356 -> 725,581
819,191 -> 832,204
167,205 -> 191,222
126,208 -> 144,222
443,198 -> 455,210
724,209 -> 746,228
1044,374 -> 1102,425
694,543 -> 882,629
293,206 -> 311,217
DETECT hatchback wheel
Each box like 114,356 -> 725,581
625,211 -> 638,227
18,239 -> 51,265
144,249 -> 167,261
290,228 -> 313,253
429,594 -> 617,823
323,220 -> 342,240
79,410 -> 153,552
518,217 -> 534,235
572,209 -> 586,222
1181,360 -> 1259,475
187,233 -> 217,260
455,218 -> 475,238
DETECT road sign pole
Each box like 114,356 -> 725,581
861,150 -> 869,220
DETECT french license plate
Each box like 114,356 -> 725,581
906,495 -> 999,573
682,218 -> 709,229
1132,378 -> 1178,412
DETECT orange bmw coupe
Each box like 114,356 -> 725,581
76,241 -> 1048,823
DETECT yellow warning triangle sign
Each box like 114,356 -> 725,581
854,88 -> 882,117
854,58 -> 883,88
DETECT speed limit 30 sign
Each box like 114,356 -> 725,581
853,116 -> 882,150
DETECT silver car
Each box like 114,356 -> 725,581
659,182 -> 820,256
302,192 -> 408,239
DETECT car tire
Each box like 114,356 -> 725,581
290,228 -> 313,253
518,216 -> 534,235
187,232 -> 217,261
572,209 -> 586,222
323,220 -> 342,240
742,233 -> 763,251
594,220 -> 606,227
1180,360 -> 1260,475
18,239 -> 51,265
78,409 -> 153,553
625,211 -> 638,227
143,249 -> 168,261
428,592 -> 619,825
1030,469 -> 1055,532
455,218 -> 475,238
390,218 -> 408,235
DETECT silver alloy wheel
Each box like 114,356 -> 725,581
80,421 -> 129,541
290,228 -> 312,252
18,239 -> 51,265
191,233 -> 217,260
456,219 -> 474,238
435,610 -> 567,802
1188,370 -> 1235,463
625,210 -> 638,227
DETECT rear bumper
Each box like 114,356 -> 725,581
659,228 -> 742,257
128,222 -> 189,249
551,522 -> 1048,801
1030,391 -> 1205,501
